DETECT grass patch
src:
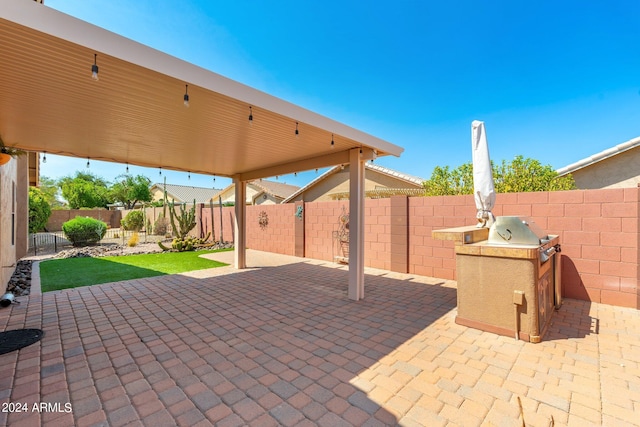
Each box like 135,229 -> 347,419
40,248 -> 232,292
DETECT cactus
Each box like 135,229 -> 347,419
169,198 -> 196,240
157,203 -> 211,252
159,234 -> 212,252
162,176 -> 168,219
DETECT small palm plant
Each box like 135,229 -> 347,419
0,135 -> 27,163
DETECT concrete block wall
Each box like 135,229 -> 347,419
407,189 -> 639,309
300,197 -> 444,274
408,195 -> 475,279
547,189 -> 639,308
365,198 -> 392,271
303,201 -> 350,262
47,209 -> 122,231
301,198 -> 396,270
200,205 -> 235,243
201,204 -> 296,256
117,188 -> 639,310
245,204 -> 296,256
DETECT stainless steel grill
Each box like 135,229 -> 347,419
489,216 -> 560,265
434,216 -> 562,343
488,216 -> 547,245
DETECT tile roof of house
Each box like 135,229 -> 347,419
251,179 -> 300,200
282,162 -> 424,203
556,136 -> 640,176
152,183 -> 223,203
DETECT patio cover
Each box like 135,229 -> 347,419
0,1 -> 404,300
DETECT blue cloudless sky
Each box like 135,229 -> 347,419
41,0 -> 640,190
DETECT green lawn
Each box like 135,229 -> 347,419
39,248 -> 232,292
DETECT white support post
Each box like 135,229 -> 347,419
233,177 -> 247,269
348,148 -> 365,300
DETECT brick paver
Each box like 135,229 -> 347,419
0,250 -> 638,426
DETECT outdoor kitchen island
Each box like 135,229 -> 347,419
434,217 -> 562,343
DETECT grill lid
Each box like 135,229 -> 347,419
488,216 -> 548,245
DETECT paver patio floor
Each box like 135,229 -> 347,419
0,250 -> 638,426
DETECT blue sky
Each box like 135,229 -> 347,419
42,0 -> 640,190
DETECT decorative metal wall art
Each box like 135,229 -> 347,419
258,211 -> 269,229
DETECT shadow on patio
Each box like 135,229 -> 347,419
0,253 -> 456,426
1,251 -> 639,426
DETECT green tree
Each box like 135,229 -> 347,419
493,156 -> 575,192
109,174 -> 152,209
59,171 -> 111,209
121,210 -> 145,231
422,155 -> 575,196
423,164 -> 474,196
28,187 -> 52,233
38,176 -> 65,208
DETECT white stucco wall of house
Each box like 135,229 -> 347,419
0,156 -> 25,288
570,148 -> 640,189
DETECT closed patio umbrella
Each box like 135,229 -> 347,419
471,120 -> 496,227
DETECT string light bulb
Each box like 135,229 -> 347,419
91,54 -> 99,81
248,106 -> 253,125
331,134 -> 335,149
126,163 -> 129,173
295,122 -> 299,138
159,167 -> 162,176
86,157 -> 90,168
188,171 -> 191,180
183,84 -> 189,107
42,152 -> 47,164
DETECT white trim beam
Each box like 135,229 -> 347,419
348,148 -> 365,300
238,148 -> 376,182
233,177 -> 246,269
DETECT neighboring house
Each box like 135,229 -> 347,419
556,136 -> 640,189
283,163 -> 425,203
150,183 -> 223,204
214,180 -> 300,205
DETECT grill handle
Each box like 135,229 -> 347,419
540,246 -> 557,263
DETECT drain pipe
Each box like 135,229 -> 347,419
513,291 -> 524,340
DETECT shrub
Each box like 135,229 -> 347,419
62,216 -> 107,246
121,210 -> 144,231
154,216 -> 169,236
28,187 -> 52,233
128,232 -> 139,247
